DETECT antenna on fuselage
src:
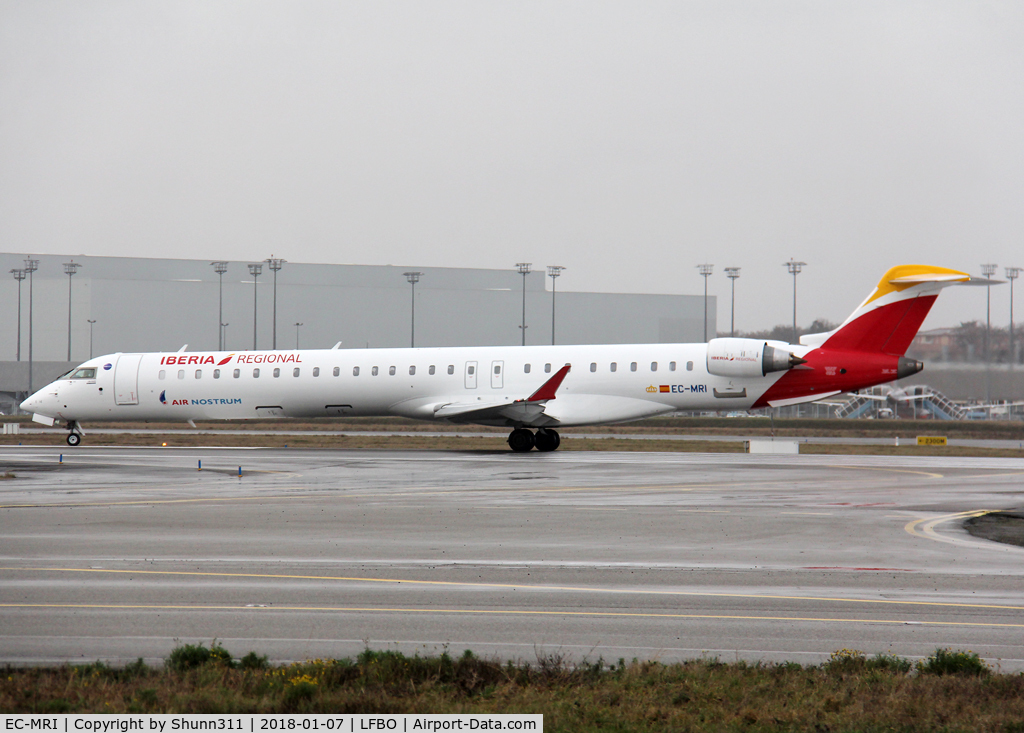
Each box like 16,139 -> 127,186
332,342 -> 342,349
177,344 -> 188,352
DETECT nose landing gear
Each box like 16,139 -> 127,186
66,421 -> 83,447
507,428 -> 560,453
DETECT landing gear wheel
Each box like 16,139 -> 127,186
66,432 -> 81,447
507,428 -> 535,453
534,429 -> 561,452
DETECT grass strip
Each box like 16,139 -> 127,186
2,646 -> 1020,731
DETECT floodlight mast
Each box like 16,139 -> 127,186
63,260 -> 81,361
24,258 -> 38,394
211,262 -> 228,350
10,269 -> 25,361
516,263 -> 531,346
696,264 -> 713,342
784,259 -> 806,344
265,257 -> 285,349
981,263 -> 997,402
547,266 -> 564,345
724,267 -> 740,338
403,272 -> 423,347
87,320 -> 96,359
248,263 -> 262,350
1003,266 -> 1019,366
294,322 -> 303,350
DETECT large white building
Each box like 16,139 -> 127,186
0,254 -> 713,405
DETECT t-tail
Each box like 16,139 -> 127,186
751,265 -> 988,409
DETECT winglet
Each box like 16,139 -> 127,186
527,364 -> 571,402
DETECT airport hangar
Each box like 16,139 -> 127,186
0,253 -> 712,412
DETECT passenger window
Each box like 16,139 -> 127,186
389,366 -> 396,376
273,368 -> 280,378
195,370 -> 202,379
686,361 -> 694,371
429,365 -> 436,375
590,362 -> 597,372
213,369 -> 220,379
409,366 -> 416,375
372,366 -> 379,376
253,368 -> 260,378
651,362 -> 658,371
233,369 -> 240,378
158,370 -> 166,380
178,370 -> 185,379
544,363 -> 551,373
610,362 -> 617,372
345,367 -> 351,377
293,368 -> 300,377
313,367 -> 320,377
447,364 -> 454,375
670,361 -> 676,372
524,363 -> 531,374
630,362 -> 637,372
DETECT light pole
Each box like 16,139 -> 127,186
265,257 -> 285,349
63,260 -> 80,361
294,322 -> 303,350
516,263 -> 531,346
221,323 -> 229,350
87,319 -> 96,359
248,263 -> 262,350
211,261 -> 228,350
724,267 -> 740,338
10,269 -> 25,361
981,263 -> 997,403
697,264 -> 713,342
403,272 -> 422,347
784,259 -> 806,344
547,266 -> 564,345
1003,266 -> 1019,366
24,258 -> 38,394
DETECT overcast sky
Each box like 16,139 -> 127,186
2,1 -> 1022,333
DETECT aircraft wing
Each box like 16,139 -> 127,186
432,364 -> 571,427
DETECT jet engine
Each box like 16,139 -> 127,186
706,338 -> 806,378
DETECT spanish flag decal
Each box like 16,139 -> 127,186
659,385 -> 670,393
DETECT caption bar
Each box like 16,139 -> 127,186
3,716 -> 541,733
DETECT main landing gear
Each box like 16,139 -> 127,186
507,428 -> 560,453
66,421 -> 83,447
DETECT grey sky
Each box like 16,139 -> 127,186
2,1 -> 1022,334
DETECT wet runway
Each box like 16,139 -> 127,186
1,446 -> 1023,668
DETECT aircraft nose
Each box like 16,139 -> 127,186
20,387 -> 58,416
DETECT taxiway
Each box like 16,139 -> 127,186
1,447 -> 1022,668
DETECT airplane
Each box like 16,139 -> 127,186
19,264 -> 993,452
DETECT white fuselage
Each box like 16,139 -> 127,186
22,343 -> 790,428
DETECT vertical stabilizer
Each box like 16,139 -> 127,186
822,265 -> 971,355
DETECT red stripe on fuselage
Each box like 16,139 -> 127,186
751,350 -> 901,409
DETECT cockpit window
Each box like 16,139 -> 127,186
69,368 -> 96,379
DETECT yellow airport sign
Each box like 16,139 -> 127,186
917,436 -> 948,446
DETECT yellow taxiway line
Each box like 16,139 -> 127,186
2,566 -> 1023,612
0,602 -> 1021,629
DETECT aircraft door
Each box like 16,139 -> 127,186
464,361 -> 478,389
113,354 -> 143,405
491,360 -> 504,389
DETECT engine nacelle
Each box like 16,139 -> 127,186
706,338 -> 805,378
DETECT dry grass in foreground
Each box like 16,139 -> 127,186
2,645 -> 1021,731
